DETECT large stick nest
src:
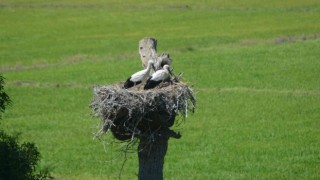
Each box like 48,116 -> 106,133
90,81 -> 195,141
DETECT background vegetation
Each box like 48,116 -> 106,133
1,0 -> 319,179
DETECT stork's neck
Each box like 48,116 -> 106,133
146,63 -> 152,71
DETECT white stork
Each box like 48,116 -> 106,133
144,65 -> 172,90
123,60 -> 155,89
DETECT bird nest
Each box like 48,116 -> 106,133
90,81 -> 195,141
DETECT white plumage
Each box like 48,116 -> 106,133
144,65 -> 171,90
123,60 -> 155,89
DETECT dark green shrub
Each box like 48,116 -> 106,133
0,74 -> 51,179
0,75 -> 10,119
0,131 -> 50,179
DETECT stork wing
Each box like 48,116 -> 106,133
130,69 -> 147,82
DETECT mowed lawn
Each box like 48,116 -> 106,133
1,0 -> 320,179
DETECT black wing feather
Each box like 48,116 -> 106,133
144,79 -> 162,90
123,77 -> 134,89
123,77 -> 142,89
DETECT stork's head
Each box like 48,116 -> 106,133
163,65 -> 173,75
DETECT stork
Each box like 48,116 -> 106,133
144,65 -> 172,90
123,60 -> 155,89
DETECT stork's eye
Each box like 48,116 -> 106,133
139,47 -> 143,50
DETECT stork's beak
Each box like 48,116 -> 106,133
168,67 -> 173,75
152,64 -> 156,71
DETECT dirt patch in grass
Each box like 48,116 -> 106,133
0,4 -> 191,10
0,4 -> 102,9
6,81 -> 92,89
0,54 -> 101,73
240,33 -> 320,46
0,52 -> 138,73
7,81 -> 320,96
199,87 -> 320,95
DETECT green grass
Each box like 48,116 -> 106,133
1,0 -> 320,179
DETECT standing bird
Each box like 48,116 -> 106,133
144,65 -> 172,90
123,61 -> 155,89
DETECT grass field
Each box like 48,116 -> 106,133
1,0 -> 320,179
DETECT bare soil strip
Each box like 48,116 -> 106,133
6,81 -> 92,89
198,87 -> 320,95
0,4 -> 102,9
0,62 -> 72,73
0,53 -> 134,73
6,81 -> 320,95
0,4 -> 318,12
0,54 -> 91,73
240,33 -> 320,46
